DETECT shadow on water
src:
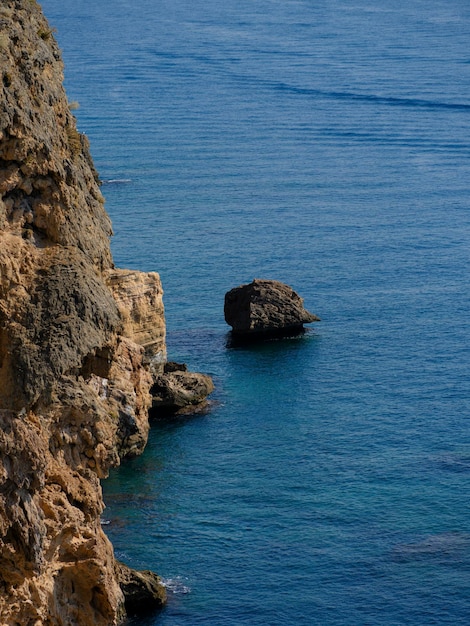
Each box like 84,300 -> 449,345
123,611 -> 163,626
149,401 -> 216,426
223,327 -> 322,382
225,326 -> 309,349
225,326 -> 320,350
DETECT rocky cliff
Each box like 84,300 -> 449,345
0,1 -> 166,623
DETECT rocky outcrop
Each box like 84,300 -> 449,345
105,268 -> 166,376
0,1 -> 111,269
0,2 -> 166,624
115,561 -> 166,616
150,362 -> 214,417
224,279 -> 320,340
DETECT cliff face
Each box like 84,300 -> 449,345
0,2 -> 166,623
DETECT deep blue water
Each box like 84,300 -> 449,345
40,1 -> 470,623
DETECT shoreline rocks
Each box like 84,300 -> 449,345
115,561 -> 166,617
0,3 -> 174,624
224,279 -> 320,341
150,362 -> 214,418
0,1 -> 215,623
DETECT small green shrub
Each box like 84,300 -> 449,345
38,28 -> 56,41
66,126 -> 83,158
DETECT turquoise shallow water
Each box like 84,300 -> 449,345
40,0 -> 470,623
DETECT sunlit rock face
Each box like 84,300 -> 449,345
0,2 -> 166,623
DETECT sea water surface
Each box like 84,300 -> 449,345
40,0 -> 470,623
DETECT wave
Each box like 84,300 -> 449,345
161,576 -> 191,595
147,42 -> 470,114
270,80 -> 470,112
101,178 -> 133,185
149,43 -> 469,113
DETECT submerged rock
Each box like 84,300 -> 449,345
391,532 -> 470,563
150,362 -> 214,417
224,279 -> 320,340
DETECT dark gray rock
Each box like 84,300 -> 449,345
115,561 -> 166,616
150,362 -> 214,417
224,279 -> 320,339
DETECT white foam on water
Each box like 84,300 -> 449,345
161,576 -> 191,595
102,179 -> 132,184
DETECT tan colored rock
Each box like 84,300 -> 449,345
0,2 -> 167,624
0,407 -> 124,625
0,3 -> 112,269
105,337 -> 154,458
106,268 -> 167,374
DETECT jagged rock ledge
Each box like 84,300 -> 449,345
0,2 -> 212,624
150,362 -> 215,418
115,561 -> 166,617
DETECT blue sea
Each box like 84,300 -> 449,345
41,1 -> 470,624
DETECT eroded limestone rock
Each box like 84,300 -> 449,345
0,1 -> 112,269
106,268 -> 166,376
224,278 -> 320,340
150,362 -> 215,417
0,2 -> 167,623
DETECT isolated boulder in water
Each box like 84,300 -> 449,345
224,279 -> 320,338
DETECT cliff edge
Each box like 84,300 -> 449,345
0,1 -> 166,623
